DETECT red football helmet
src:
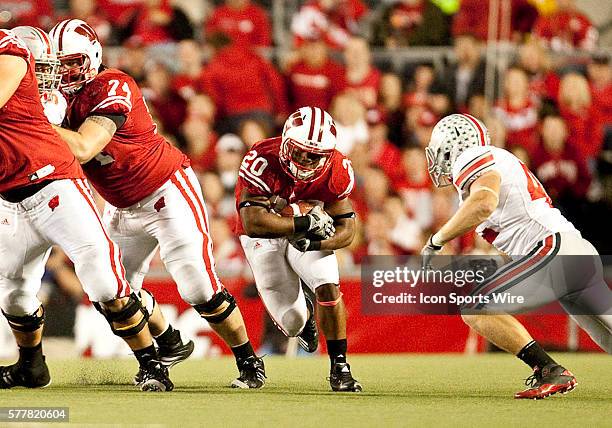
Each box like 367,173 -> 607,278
280,107 -> 338,182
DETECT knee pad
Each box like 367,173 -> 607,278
193,289 -> 237,324
93,293 -> 149,338
138,289 -> 156,318
2,306 -> 44,332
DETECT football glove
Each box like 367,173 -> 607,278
421,234 -> 444,270
41,90 -> 67,125
289,234 -> 321,252
304,206 -> 335,239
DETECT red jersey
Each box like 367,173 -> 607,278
205,2 -> 272,48
534,10 -> 597,51
65,68 -> 189,208
492,98 -> 540,156
286,59 -> 346,111
234,137 -> 355,235
0,30 -> 83,193
342,67 -> 381,108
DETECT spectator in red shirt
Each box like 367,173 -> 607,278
142,61 -> 187,138
181,94 -> 218,172
0,0 -> 53,30
533,114 -> 591,201
518,40 -> 560,102
342,36 -> 381,108
97,0 -> 141,27
291,0 -> 368,50
286,35 -> 345,111
365,107 -> 406,189
63,0 -> 112,45
398,146 -> 433,229
200,33 -> 288,133
172,39 -> 205,101
533,0 -> 598,52
588,55 -> 612,143
452,0 -> 538,42
205,0 -> 272,49
129,0 -> 174,46
493,67 -> 540,157
403,63 -> 435,109
372,0 -> 449,47
558,73 -> 602,161
117,38 -> 148,83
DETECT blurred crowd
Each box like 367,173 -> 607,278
2,0 -> 611,277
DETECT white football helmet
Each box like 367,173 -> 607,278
280,107 -> 338,181
49,19 -> 102,94
12,26 -> 62,92
426,113 -> 491,187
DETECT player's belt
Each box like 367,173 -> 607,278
0,180 -> 54,203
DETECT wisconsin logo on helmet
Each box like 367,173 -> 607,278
12,26 -> 62,92
49,19 -> 102,94
425,113 -> 490,187
280,107 -> 338,182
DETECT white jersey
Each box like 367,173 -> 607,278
452,146 -> 579,256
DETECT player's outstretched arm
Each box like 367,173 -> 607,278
0,55 -> 27,108
318,198 -> 356,251
432,170 -> 501,247
52,115 -> 119,163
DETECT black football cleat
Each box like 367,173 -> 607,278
133,335 -> 194,385
297,284 -> 319,353
329,362 -> 362,392
159,339 -> 195,368
0,358 -> 51,389
514,363 -> 577,399
139,360 -> 174,392
231,356 -> 266,389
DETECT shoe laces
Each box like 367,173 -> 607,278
524,368 -> 542,388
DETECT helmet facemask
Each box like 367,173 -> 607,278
280,138 -> 333,182
425,145 -> 452,187
34,54 -> 62,92
57,52 -> 95,94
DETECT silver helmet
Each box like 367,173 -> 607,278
425,113 -> 490,187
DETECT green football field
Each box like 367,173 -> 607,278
1,354 -> 610,427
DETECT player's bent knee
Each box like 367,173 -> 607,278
280,307 -> 307,337
193,289 -> 237,324
93,293 -> 149,338
2,305 -> 45,332
316,283 -> 343,307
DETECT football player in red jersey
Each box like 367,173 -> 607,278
0,28 -> 171,392
48,19 -> 265,389
236,106 -> 362,392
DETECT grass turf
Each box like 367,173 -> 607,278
0,354 -> 610,427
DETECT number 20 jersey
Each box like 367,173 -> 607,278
64,68 -> 189,208
453,146 -> 578,256
234,137 -> 355,235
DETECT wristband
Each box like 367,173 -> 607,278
293,215 -> 310,233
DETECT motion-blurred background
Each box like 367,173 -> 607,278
0,0 -> 610,359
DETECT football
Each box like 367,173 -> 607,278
278,200 -> 318,217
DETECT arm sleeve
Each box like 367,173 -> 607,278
452,146 -> 497,192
